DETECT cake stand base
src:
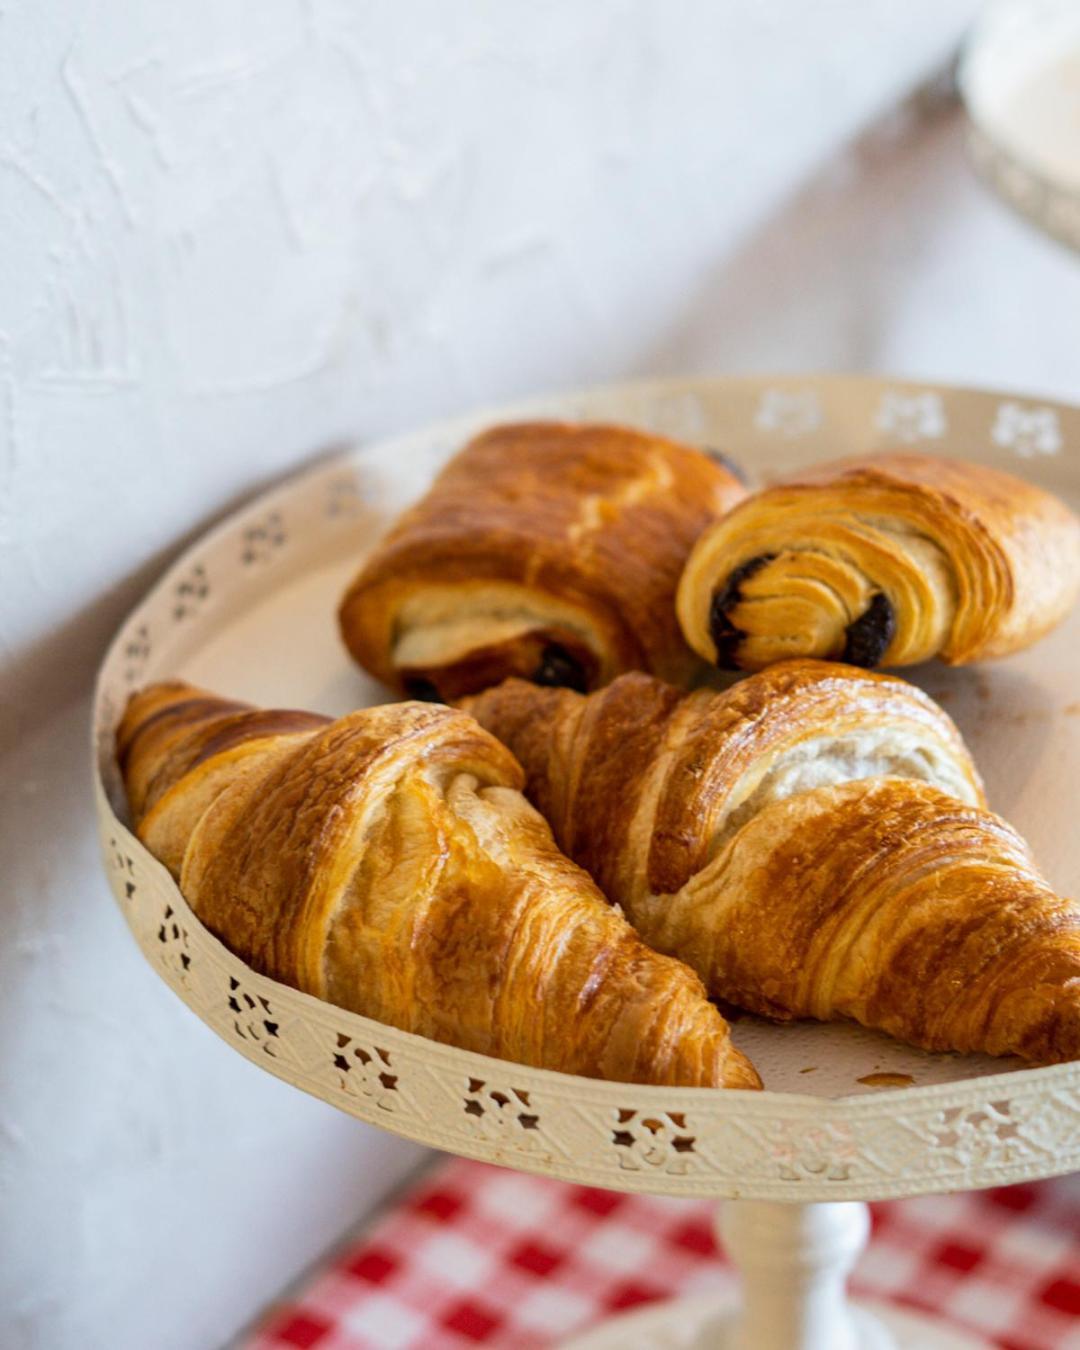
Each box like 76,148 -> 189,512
562,1200 -> 987,1350
562,1294 -> 986,1349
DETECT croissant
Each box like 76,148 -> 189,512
676,452 -> 1080,671
466,662 -> 1080,1062
116,681 -> 760,1089
339,420 -> 746,701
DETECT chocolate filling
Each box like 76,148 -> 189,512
403,676 -> 443,703
707,554 -> 773,668
704,447 -> 749,486
842,592 -> 895,668
531,643 -> 588,693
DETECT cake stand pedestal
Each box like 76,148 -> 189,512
91,373 -> 1080,1350
565,1199 -> 982,1349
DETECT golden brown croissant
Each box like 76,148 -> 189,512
466,662 -> 1080,1063
676,452 -> 1080,671
117,681 -> 760,1089
339,420 -> 746,700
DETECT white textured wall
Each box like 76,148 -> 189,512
8,3 -> 1080,1348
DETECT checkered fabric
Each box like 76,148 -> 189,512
242,1158 -> 1080,1350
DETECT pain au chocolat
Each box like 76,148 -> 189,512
676,452 -> 1080,672
339,420 -> 746,700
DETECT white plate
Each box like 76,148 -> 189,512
93,374 -> 1080,1201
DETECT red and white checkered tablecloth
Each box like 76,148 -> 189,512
242,1158 -> 1080,1350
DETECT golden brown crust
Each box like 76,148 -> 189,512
339,421 -> 746,698
118,681 -> 760,1089
656,779 -> 1080,1062
467,662 -> 1080,1063
676,452 -> 1080,671
117,682 -> 328,820
465,660 -> 984,909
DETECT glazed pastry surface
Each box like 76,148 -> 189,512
664,778 -> 1080,1062
467,662 -> 1080,1063
117,681 -> 760,1089
676,452 -> 1080,671
339,420 -> 746,700
465,660 -> 984,909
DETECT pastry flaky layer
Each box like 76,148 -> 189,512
466,661 -> 1080,1064
117,681 -> 760,1089
675,452 -> 1080,671
339,420 -> 746,701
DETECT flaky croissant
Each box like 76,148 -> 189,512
676,452 -> 1080,671
339,420 -> 746,701
117,681 -> 760,1089
466,662 -> 1080,1063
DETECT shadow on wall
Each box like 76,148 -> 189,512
0,79 -> 979,769
638,88 -> 966,379
8,92 -> 1059,769
0,443 -> 356,758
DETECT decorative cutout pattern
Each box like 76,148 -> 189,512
92,380 -> 1080,1203
241,512 -> 287,565
227,976 -> 280,1057
172,564 -> 210,622
612,1110 -> 697,1175
928,1101 -> 1023,1167
334,1035 -> 399,1111
875,391 -> 946,443
325,476 -> 363,518
108,837 -> 137,901
123,623 -> 152,685
463,1079 -> 542,1151
991,402 -> 1062,458
641,391 -> 709,443
768,1121 -> 859,1183
754,388 -> 822,438
156,902 -> 192,985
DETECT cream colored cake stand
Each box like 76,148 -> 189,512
961,0 -> 1080,256
94,376 -> 1080,1350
